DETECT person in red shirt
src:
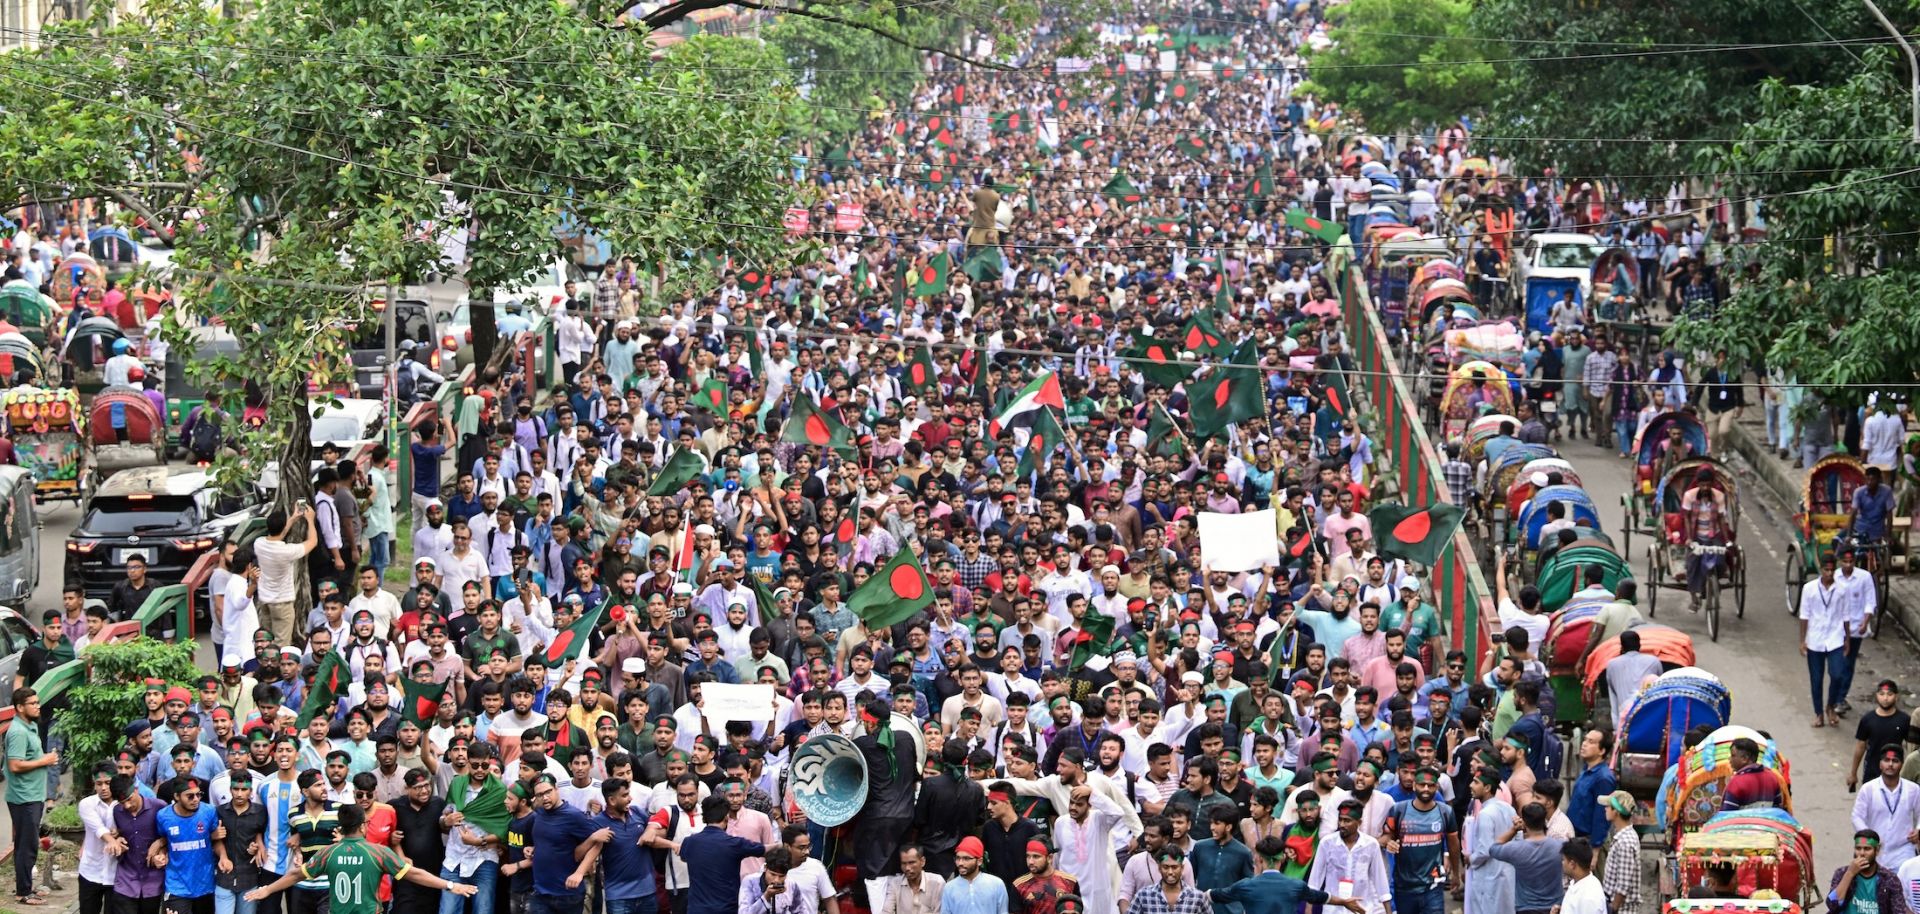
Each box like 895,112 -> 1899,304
1718,738 -> 1782,812
351,770 -> 400,903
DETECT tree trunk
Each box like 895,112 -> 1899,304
471,285 -> 498,373
275,377 -> 316,627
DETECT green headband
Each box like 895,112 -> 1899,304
1311,758 -> 1337,773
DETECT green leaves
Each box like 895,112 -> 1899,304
1304,0 -> 1493,135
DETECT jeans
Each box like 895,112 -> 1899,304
9,799 -> 41,898
529,895 -> 585,914
1803,442 -> 1834,469
1808,648 -> 1848,715
604,898 -> 650,914
367,533 -> 391,581
1615,416 -> 1637,458
1394,886 -> 1446,914
214,887 -> 259,914
1834,635 -> 1866,704
440,862 -> 500,914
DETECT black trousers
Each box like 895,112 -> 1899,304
288,886 -> 330,914
9,800 -> 41,898
78,876 -> 112,914
166,897 -> 216,914
112,896 -> 164,914
852,816 -> 912,880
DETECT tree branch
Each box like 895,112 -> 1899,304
104,188 -> 178,244
622,0 -> 1020,71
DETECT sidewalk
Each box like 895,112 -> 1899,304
1717,410 -> 1920,641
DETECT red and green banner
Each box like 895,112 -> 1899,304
542,601 -> 607,666
1368,503 -> 1467,567
298,651 -> 348,727
847,547 -> 935,629
400,678 -> 448,727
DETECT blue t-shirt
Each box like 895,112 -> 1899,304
157,804 -> 221,898
681,827 -> 767,914
1296,609 -> 1362,660
590,809 -> 657,901
411,442 -> 446,498
528,804 -> 597,897
1383,799 -> 1456,893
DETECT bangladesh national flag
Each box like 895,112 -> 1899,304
1368,502 -> 1467,567
691,377 -> 728,415
930,124 -> 956,148
738,268 -> 772,295
922,164 -> 950,188
1179,311 -> 1230,357
1146,215 -> 1186,235
1213,61 -> 1241,81
1176,135 -> 1209,160
905,345 -> 941,394
1125,332 -> 1197,388
1103,173 -> 1143,205
847,546 -> 935,629
1186,344 -> 1266,439
1286,207 -> 1347,244
297,651 -> 348,727
991,111 -> 1029,134
1247,162 -> 1275,214
742,315 -> 766,377
912,254 -> 950,297
1069,609 -> 1117,672
647,448 -> 707,496
782,395 -> 856,459
1147,402 -> 1187,457
962,245 -> 1004,282
1215,274 -> 1234,312
1016,406 -> 1065,477
828,514 -> 858,562
891,260 -> 910,310
988,369 -> 1066,438
747,572 -> 781,620
1322,371 -> 1355,424
1068,135 -> 1098,154
400,677 -> 448,727
1166,80 -> 1197,104
542,600 -> 608,666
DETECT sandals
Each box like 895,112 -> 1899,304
17,895 -> 47,906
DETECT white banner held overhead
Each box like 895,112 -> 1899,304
1196,509 -> 1281,572
701,682 -> 777,724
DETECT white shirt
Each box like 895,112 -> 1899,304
1898,854 -> 1920,914
255,537 -> 308,604
1854,776 -> 1920,869
1835,566 -> 1878,638
439,546 -> 490,601
1561,873 -> 1607,914
1306,832 -> 1394,914
78,793 -> 119,885
221,574 -> 262,657
1800,578 -> 1849,652
348,589 -> 402,640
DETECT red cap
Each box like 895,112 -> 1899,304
1026,840 -> 1051,856
1212,651 -> 1236,665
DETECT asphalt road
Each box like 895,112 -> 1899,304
1478,426 -> 1920,880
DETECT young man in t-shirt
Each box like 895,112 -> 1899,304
154,775 -> 221,914
245,802 -> 475,912
1381,768 -> 1460,914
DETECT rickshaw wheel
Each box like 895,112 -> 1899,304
1783,543 -> 1804,616
1734,551 -> 1746,619
1644,542 -> 1659,616
1704,570 -> 1721,643
1619,493 -> 1633,555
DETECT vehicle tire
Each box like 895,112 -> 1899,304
1645,542 -> 1660,616
1735,551 -> 1747,619
1705,567 -> 1721,643
1784,543 -> 1804,616
1620,494 -> 1633,555
1874,544 -> 1890,638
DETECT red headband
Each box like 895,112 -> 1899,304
1026,840 -> 1050,856
988,790 -> 1012,804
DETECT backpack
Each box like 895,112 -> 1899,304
1536,727 -> 1566,781
189,409 -> 222,458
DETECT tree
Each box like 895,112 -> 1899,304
1303,0 -> 1495,134
1468,0 -> 1868,190
1667,48 -> 1920,405
54,638 -> 200,780
0,0 -> 795,493
768,13 -> 923,138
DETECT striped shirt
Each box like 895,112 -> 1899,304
258,775 -> 304,875
289,801 -> 342,891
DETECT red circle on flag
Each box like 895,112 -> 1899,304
1173,85 -> 1188,99
1185,328 -> 1204,349
1213,382 -> 1233,409
804,414 -> 832,445
928,116 -> 942,131
1392,511 -> 1434,543
1146,346 -> 1168,361
890,564 -> 927,600
545,631 -> 574,665
836,518 -> 856,543
910,364 -> 928,385
921,267 -> 938,284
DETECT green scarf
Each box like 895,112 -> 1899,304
449,773 -> 510,839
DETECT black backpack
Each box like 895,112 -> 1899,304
189,410 -> 222,458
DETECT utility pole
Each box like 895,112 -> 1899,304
1863,0 -> 1920,142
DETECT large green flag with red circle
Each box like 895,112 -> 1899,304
1186,342 -> 1265,439
781,395 -> 856,460
1367,502 -> 1466,567
847,547 -> 935,629
543,600 -> 607,667
297,651 -> 348,727
905,345 -> 941,395
400,677 -> 449,727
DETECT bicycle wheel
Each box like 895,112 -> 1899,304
1734,550 -> 1747,619
1705,567 -> 1721,643
1645,542 -> 1660,617
1784,543 -> 1804,617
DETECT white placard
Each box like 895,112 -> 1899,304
1197,509 -> 1281,572
701,682 -> 777,724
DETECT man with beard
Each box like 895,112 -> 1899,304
1004,744 -> 1141,914
853,699 -> 920,914
914,741 -> 986,877
1013,839 -> 1080,914
1118,817 -> 1192,914
1462,769 -> 1515,914
1381,768 -> 1460,914
1347,761 -> 1395,839
1281,755 -> 1348,838
944,837 -> 1010,914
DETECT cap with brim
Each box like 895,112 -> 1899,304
1599,789 -> 1635,817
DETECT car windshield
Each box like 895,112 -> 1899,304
1538,244 -> 1598,269
81,495 -> 197,534
311,415 -> 368,443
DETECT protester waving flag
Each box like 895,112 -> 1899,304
1368,503 -> 1467,566
988,369 -> 1065,437
297,651 -> 348,727
647,448 -> 707,497
848,547 -> 935,629
542,600 -> 607,666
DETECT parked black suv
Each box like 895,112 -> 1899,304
66,467 -> 261,601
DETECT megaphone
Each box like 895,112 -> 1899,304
787,734 -> 869,827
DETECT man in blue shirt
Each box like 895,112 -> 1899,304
943,837 -> 1009,914
1190,806 -> 1256,914
681,795 -> 770,914
1209,836 -> 1369,914
155,775 -> 220,914
1567,729 -> 1617,843
584,778 -> 656,914
528,774 -> 603,914
1381,768 -> 1460,914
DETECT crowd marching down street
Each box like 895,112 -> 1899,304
4,0 -> 1920,914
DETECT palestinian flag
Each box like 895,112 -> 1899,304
846,546 -> 936,629
738,268 -> 772,295
691,377 -> 728,415
1146,401 -> 1187,457
962,246 -> 1004,282
1179,311 -> 1230,357
991,111 -> 1029,134
1125,332 -> 1196,388
1016,406 -> 1065,477
542,599 -> 607,666
297,651 -> 348,727
782,395 -> 856,458
1102,173 -> 1143,205
400,677 -> 448,727
1176,135 -> 1209,160
1068,135 -> 1098,154
988,370 -> 1065,438
1166,80 -> 1197,104
912,253 -> 951,297
1368,503 -> 1466,567
905,345 -> 941,395
1186,344 -> 1265,439
647,448 -> 707,496
1286,207 -> 1347,244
